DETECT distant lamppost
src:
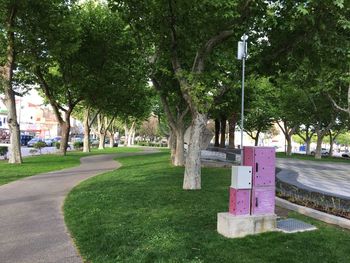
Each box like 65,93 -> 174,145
237,33 -> 248,165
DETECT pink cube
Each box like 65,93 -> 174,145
251,187 -> 275,215
243,147 -> 275,187
229,188 -> 251,215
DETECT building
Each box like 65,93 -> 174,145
0,90 -> 82,139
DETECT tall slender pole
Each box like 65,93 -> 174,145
240,35 -> 247,165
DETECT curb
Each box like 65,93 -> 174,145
276,197 -> 350,230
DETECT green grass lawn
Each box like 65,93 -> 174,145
64,152 -> 350,263
276,152 -> 350,163
0,147 -> 141,186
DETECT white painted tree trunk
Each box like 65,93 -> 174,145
127,122 -> 135,146
83,109 -> 90,153
109,133 -> 114,148
127,132 -> 132,146
98,133 -> 105,149
3,93 -> 22,164
183,112 -> 207,190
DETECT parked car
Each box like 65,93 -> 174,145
20,135 -> 33,146
44,138 -> 53,146
51,136 -> 61,143
342,152 -> 350,158
27,138 -> 45,147
71,135 -> 83,143
311,148 -> 329,156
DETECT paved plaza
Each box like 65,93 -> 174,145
276,158 -> 350,200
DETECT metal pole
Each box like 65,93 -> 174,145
240,35 -> 246,165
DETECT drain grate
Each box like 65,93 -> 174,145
277,218 -> 317,233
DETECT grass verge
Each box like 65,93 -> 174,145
64,152 -> 350,263
276,152 -> 350,163
0,147 -> 141,186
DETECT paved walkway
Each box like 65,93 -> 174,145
0,152 -> 150,263
276,158 -> 350,200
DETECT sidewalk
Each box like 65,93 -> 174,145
0,153 -> 124,263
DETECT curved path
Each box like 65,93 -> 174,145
276,158 -> 350,200
0,151 -> 152,263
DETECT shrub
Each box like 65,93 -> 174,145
33,141 -> 46,154
137,141 -> 168,147
73,141 -> 83,150
55,142 -> 60,149
137,141 -> 149,146
0,146 -> 8,158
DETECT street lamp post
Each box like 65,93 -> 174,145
237,33 -> 248,165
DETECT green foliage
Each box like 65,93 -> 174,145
77,2 -> 152,122
33,141 -> 46,150
73,141 -> 83,149
112,0 -> 268,114
64,152 -> 350,262
243,77 -> 275,140
55,142 -> 60,149
336,133 -> 350,146
137,141 -> 167,147
0,146 -> 8,156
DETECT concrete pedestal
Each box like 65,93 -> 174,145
217,212 -> 277,238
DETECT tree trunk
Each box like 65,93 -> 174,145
286,135 -> 292,156
305,138 -> 311,155
83,109 -> 90,153
183,112 -> 207,190
219,117 -> 226,148
60,118 -> 70,156
124,125 -> 129,146
228,113 -> 237,149
315,135 -> 323,159
3,92 -> 22,163
169,129 -> 177,164
278,121 -> 296,157
1,6 -> 22,164
174,128 -> 185,166
127,122 -> 135,146
214,118 -> 220,147
254,130 -> 260,146
109,133 -> 114,148
131,130 -> 135,145
98,133 -> 105,149
329,133 -> 334,157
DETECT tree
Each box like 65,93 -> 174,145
151,72 -> 189,166
257,1 -> 350,159
242,77 -> 275,146
17,1 -> 82,155
0,1 -> 23,163
112,0 -> 268,189
82,106 -> 100,153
